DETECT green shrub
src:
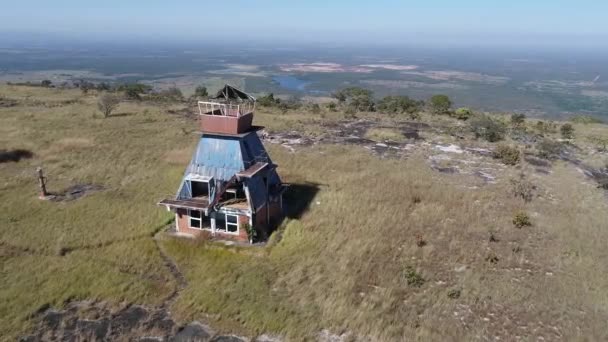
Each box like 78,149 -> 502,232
429,94 -> 452,115
560,123 -> 575,139
493,144 -> 520,165
536,139 -> 564,159
513,212 -> 532,228
469,115 -> 506,142
403,266 -> 425,287
510,173 -> 535,202
377,95 -> 423,118
194,85 -> 208,98
452,107 -> 473,120
447,289 -> 461,299
511,113 -> 526,126
333,87 -> 375,112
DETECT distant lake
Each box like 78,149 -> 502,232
272,75 -> 309,91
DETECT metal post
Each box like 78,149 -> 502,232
37,167 -> 48,198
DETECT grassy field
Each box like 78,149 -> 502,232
1,85 -> 608,340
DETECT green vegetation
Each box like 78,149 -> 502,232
194,85 -> 208,98
452,107 -> 473,120
493,144 -> 520,165
536,139 -> 564,159
561,123 -> 575,139
510,113 -> 526,126
333,87 -> 375,112
429,94 -> 452,115
2,85 -> 608,340
97,93 -> 121,117
469,114 -> 506,142
512,211 -> 532,228
377,95 -> 422,119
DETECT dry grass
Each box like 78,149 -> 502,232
364,127 -> 406,142
1,85 -> 608,340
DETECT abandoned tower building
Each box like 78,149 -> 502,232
159,85 -> 285,242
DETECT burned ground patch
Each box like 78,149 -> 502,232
0,149 -> 34,163
21,301 -> 251,342
47,184 -> 105,202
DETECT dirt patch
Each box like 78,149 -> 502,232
0,149 -> 33,163
48,184 -> 104,202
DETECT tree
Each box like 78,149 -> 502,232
194,85 -> 208,98
97,93 -> 120,118
118,83 -> 152,100
429,94 -> 452,115
377,95 -> 422,118
469,114 -> 506,142
333,87 -> 375,112
453,107 -> 473,120
560,123 -> 575,139
258,93 -> 280,107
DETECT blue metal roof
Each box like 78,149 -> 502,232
176,131 -> 282,207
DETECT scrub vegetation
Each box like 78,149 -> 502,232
2,84 -> 608,340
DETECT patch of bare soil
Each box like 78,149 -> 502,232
48,184 -> 104,202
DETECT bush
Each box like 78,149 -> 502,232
377,95 -> 422,118
535,120 -> 557,135
41,80 -> 52,88
258,93 -> 280,107
327,102 -> 337,112
560,123 -> 575,139
310,103 -> 321,114
536,139 -> 564,159
333,87 -> 375,112
469,114 -> 506,142
97,93 -> 120,118
511,113 -> 526,126
452,107 -> 473,120
403,266 -> 425,287
510,173 -> 535,202
194,85 -> 208,98
512,212 -> 532,228
429,94 -> 452,115
447,289 -> 461,299
493,144 -> 520,165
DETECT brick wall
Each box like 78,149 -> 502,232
175,208 -> 249,242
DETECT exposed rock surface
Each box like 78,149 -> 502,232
20,301 -> 251,342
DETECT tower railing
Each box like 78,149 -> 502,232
198,101 -> 255,118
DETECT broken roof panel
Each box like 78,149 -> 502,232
212,84 -> 256,102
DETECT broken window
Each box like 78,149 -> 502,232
188,209 -> 210,230
215,213 -> 239,234
191,180 -> 209,198
189,209 -> 202,228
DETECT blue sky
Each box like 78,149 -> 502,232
1,0 -> 607,46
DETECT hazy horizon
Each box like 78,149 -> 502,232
1,0 -> 608,50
